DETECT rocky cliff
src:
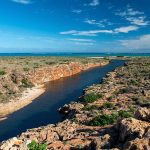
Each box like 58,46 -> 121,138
29,62 -> 108,85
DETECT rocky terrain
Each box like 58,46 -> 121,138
0,57 -> 150,150
0,57 -> 108,104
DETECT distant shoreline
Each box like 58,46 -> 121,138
0,52 -> 150,57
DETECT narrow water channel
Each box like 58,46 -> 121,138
0,60 -> 125,141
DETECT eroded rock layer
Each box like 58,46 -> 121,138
29,62 -> 108,85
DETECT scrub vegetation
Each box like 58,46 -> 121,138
0,56 -> 108,103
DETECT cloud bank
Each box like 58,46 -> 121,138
60,25 -> 139,36
89,0 -> 100,6
10,0 -> 31,4
120,34 -> 150,50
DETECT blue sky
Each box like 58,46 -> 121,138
0,0 -> 150,53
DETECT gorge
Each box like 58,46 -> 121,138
0,59 -> 125,142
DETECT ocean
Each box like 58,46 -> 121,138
0,53 -> 150,57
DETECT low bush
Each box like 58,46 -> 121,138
103,102 -> 115,109
0,70 -> 6,75
108,96 -> 113,100
45,62 -> 55,65
83,93 -> 103,103
130,79 -> 139,85
118,110 -> 133,118
118,88 -> 130,94
89,114 -> 118,126
27,140 -> 47,150
23,68 -> 30,72
21,78 -> 33,88
89,110 -> 132,126
83,105 -> 99,111
128,105 -> 136,113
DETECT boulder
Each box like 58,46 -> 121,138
117,118 -> 149,142
134,107 -> 150,121
123,137 -> 150,150
92,134 -> 111,149
0,137 -> 22,150
58,104 -> 70,115
55,120 -> 78,141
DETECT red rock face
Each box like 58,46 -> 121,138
29,62 -> 108,85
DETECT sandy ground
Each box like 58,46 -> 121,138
0,85 -> 45,121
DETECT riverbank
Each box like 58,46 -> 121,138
0,57 -> 109,120
0,85 -> 45,121
1,57 -> 149,150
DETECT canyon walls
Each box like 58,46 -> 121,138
29,61 -> 109,85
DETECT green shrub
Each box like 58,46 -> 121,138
89,110 -> 132,126
0,70 -> 6,75
128,105 -> 136,113
83,105 -> 99,111
23,68 -> 30,72
45,62 -> 55,65
103,102 -> 115,109
33,63 -> 39,68
27,140 -> 47,150
118,110 -> 133,118
21,78 -> 33,88
8,89 -> 15,95
119,88 -> 130,94
83,93 -> 103,103
89,114 -> 118,126
130,79 -> 139,85
76,144 -> 84,149
108,96 -> 113,100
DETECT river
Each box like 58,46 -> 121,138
0,60 -> 125,141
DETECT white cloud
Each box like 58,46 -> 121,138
68,38 -> 95,46
89,0 -> 100,6
120,34 -> 150,49
114,26 -> 139,33
72,9 -> 82,14
84,19 -> 104,27
10,0 -> 31,4
126,16 -> 149,26
127,8 -> 144,16
68,38 -> 95,42
60,30 -> 77,35
74,42 -> 94,45
60,29 -> 113,36
84,19 -> 113,27
116,5 -> 149,26
60,25 -> 139,36
116,7 -> 144,17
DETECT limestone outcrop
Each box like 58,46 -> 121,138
29,62 -> 108,85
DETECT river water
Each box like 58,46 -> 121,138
0,60 -> 125,141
